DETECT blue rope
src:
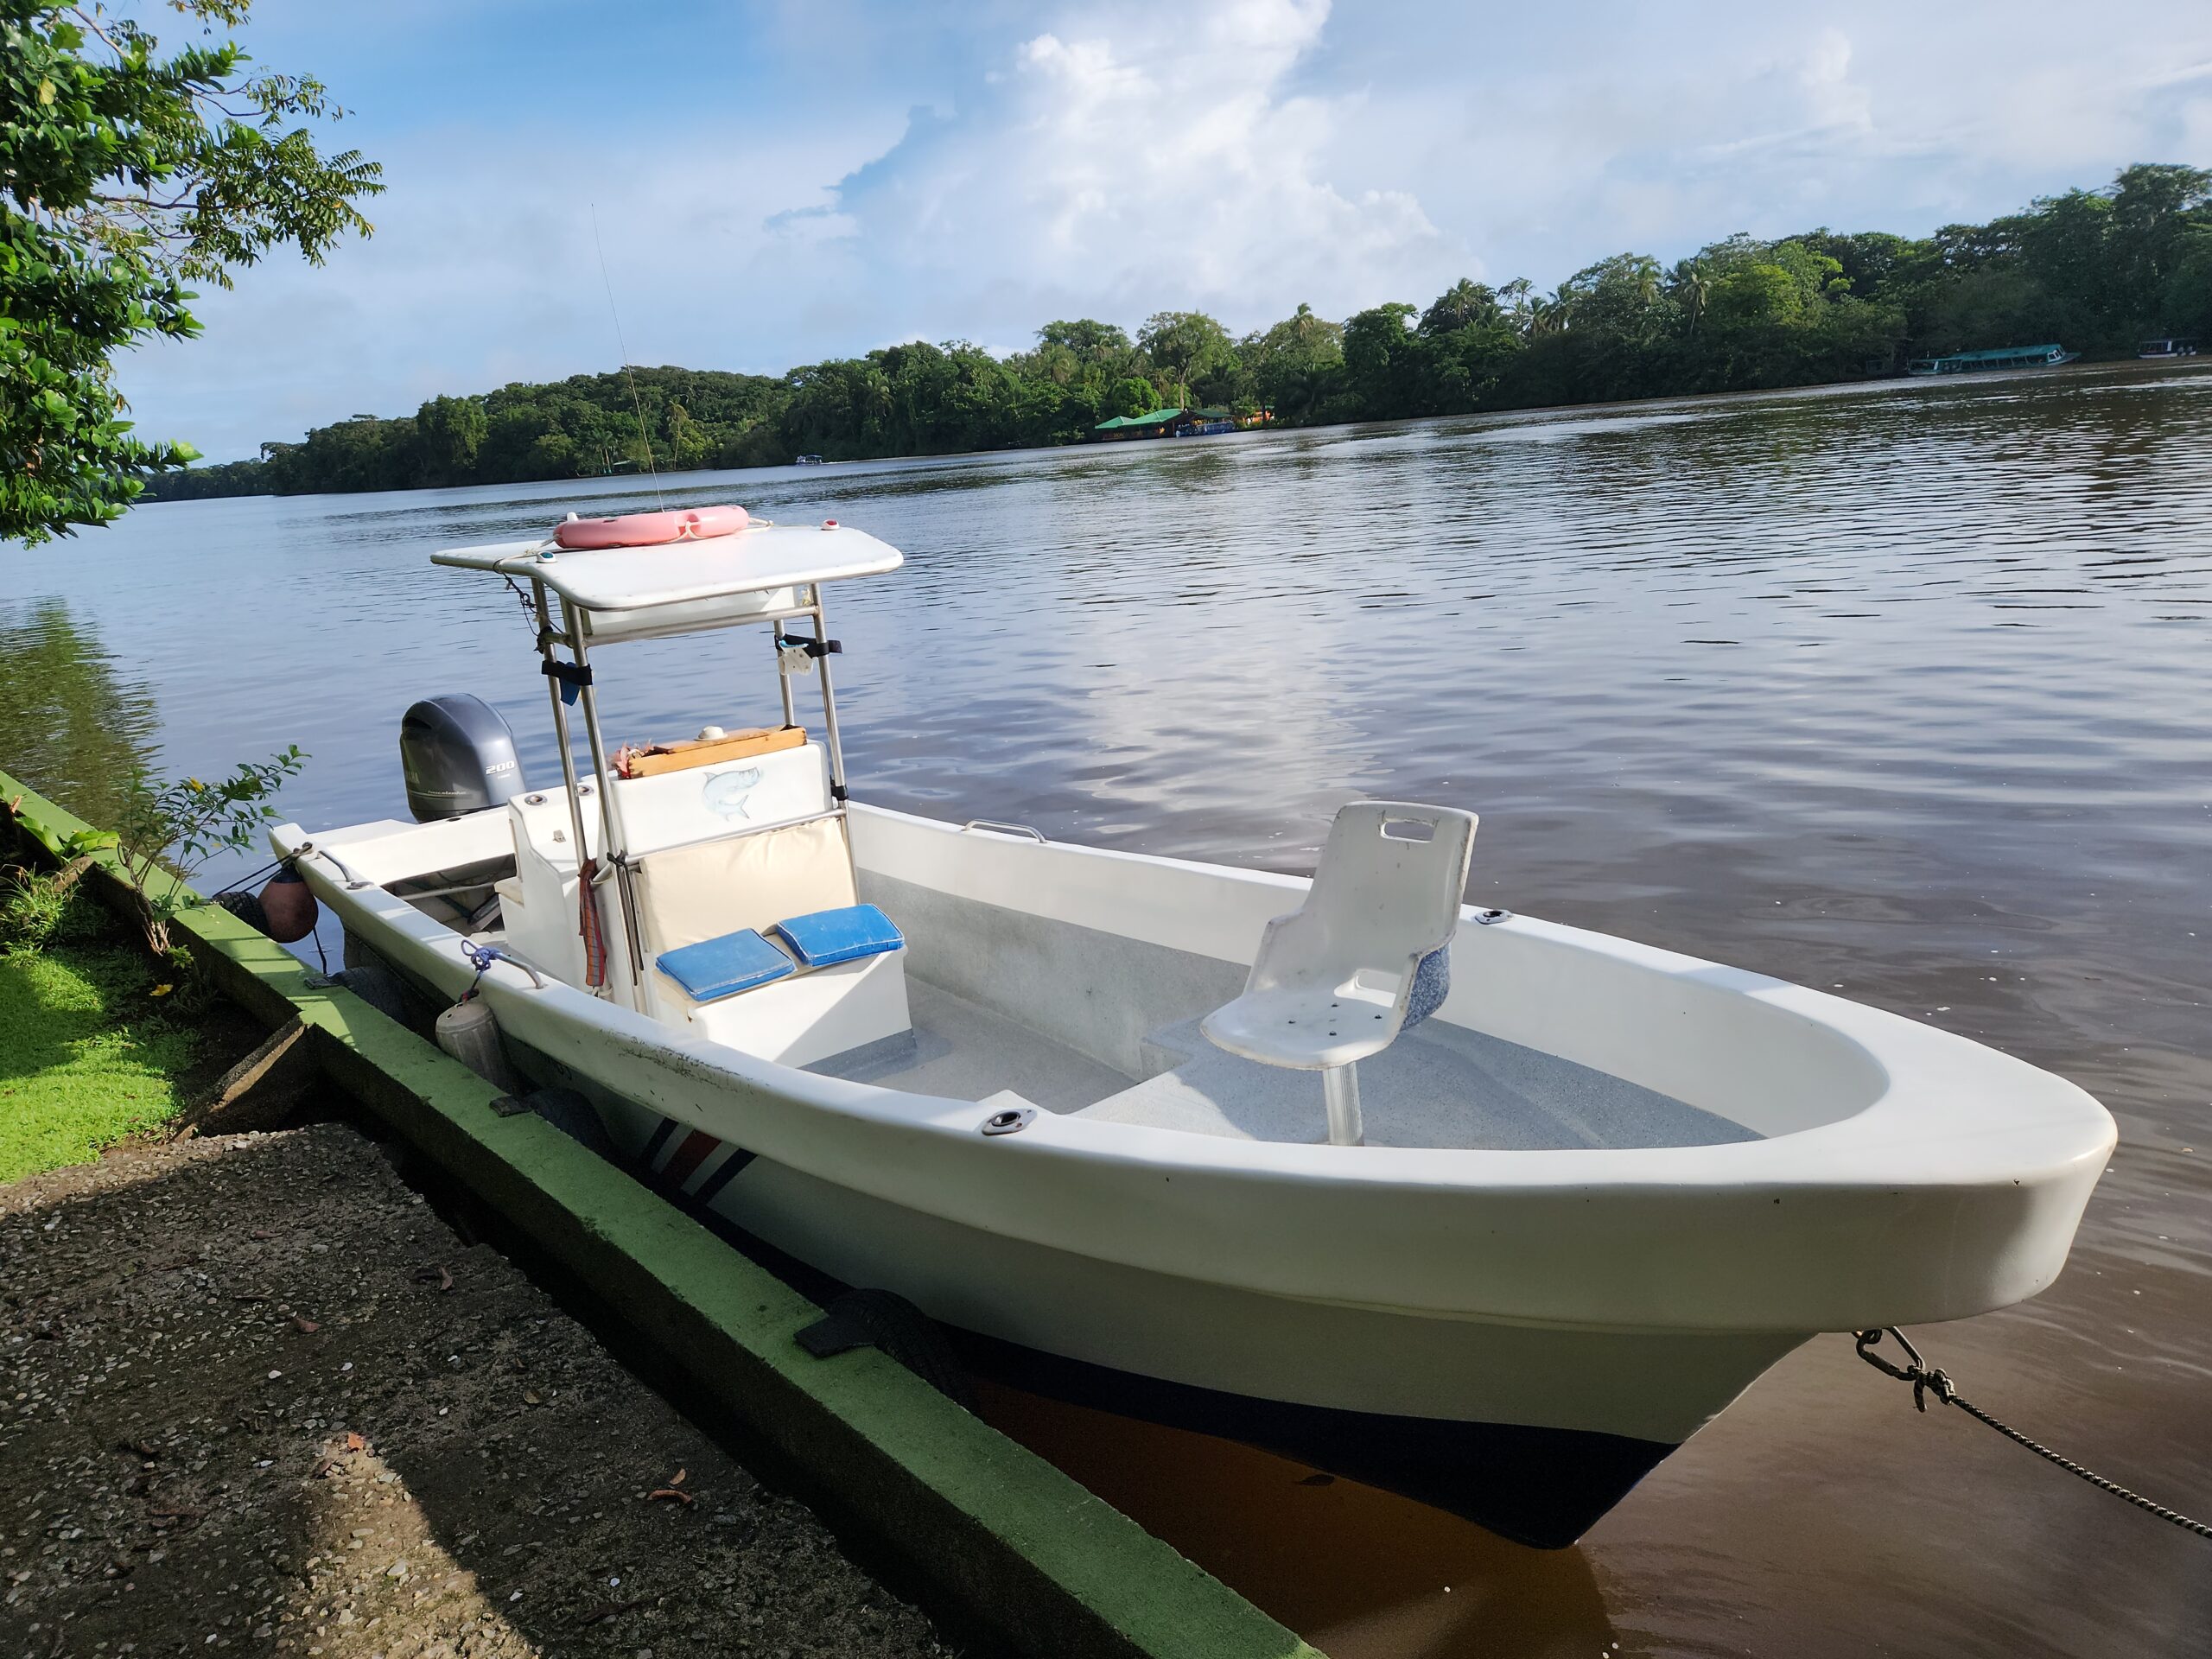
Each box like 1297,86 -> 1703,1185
459,939 -> 504,999
457,939 -> 545,999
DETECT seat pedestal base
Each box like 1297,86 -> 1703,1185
1322,1063 -> 1364,1147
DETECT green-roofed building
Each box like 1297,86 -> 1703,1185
1090,404 -> 1266,442
1091,406 -> 1188,438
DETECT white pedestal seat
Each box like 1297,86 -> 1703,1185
1202,800 -> 1477,1146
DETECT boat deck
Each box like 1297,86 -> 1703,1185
1084,1016 -> 1758,1149
805,981 -> 1137,1109
810,980 -> 1758,1151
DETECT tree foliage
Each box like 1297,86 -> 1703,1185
112,742 -> 303,957
2,0 -> 380,543
144,159 -> 2212,502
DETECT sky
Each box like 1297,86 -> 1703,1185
119,0 -> 2212,462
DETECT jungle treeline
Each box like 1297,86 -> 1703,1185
148,163 -> 2212,500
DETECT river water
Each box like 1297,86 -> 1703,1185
5,363 -> 2209,1656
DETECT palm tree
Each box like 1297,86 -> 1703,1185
1498,277 -> 1535,338
1421,278 -> 1498,336
1672,262 -> 1713,334
1630,255 -> 1662,310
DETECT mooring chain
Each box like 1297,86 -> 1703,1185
1853,1327 -> 2212,1540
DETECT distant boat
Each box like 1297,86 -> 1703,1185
794,454 -> 826,465
1905,344 -> 2079,376
2139,338 -> 2199,359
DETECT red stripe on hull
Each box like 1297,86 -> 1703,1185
661,1128 -> 721,1191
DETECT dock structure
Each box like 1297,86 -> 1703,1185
0,766 -> 1320,1659
1091,405 -> 1187,440
1906,343 -> 2078,375
1090,406 -> 1272,441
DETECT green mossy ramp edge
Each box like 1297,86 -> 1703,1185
0,768 -> 1321,1659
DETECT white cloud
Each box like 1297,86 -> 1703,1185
1319,3 -> 2212,285
110,0 -> 2212,463
123,0 -> 1459,460
812,0 -> 1459,335
119,118 -> 903,460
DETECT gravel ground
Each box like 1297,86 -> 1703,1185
0,1120 -> 957,1658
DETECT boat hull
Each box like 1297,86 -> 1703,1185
612,1103 -> 1800,1548
957,1335 -> 1674,1550
272,799 -> 2112,1545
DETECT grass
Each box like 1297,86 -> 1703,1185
0,938 -> 200,1184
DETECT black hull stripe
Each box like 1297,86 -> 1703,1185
950,1328 -> 1675,1550
639,1115 -> 680,1166
691,1147 -> 757,1205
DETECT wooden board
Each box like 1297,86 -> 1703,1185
622,724 -> 806,778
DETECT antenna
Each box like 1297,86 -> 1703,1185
588,203 -> 664,507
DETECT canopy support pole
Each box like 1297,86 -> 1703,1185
531,579 -> 594,886
775,626 -> 798,729
563,599 -> 647,1003
807,584 -> 850,804
800,583 -> 861,894
533,579 -> 618,1000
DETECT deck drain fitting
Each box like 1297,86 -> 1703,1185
981,1107 -> 1036,1136
1474,907 -> 1512,925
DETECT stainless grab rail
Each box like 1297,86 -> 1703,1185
961,819 -> 1046,843
603,806 -> 847,866
295,840 -> 372,892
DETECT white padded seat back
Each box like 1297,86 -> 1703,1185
615,741 -> 833,861
632,816 -> 856,957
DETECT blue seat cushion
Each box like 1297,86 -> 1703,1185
770,903 -> 904,969
656,927 -> 797,1003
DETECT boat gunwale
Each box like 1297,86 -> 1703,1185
271,804 -> 2114,1334
271,807 -> 2113,1190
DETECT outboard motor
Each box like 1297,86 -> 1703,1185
400,694 -> 528,822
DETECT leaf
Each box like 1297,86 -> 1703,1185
149,983 -> 172,997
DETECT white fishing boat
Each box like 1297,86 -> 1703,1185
272,506 -> 2116,1548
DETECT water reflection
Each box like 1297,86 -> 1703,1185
981,1383 -> 1619,1659
0,599 -> 161,827
6,362 -> 2212,1656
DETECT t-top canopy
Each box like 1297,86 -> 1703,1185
432,521 -> 902,613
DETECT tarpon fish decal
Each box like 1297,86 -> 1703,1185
702,767 -> 762,819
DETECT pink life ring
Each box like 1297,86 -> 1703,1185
552,505 -> 749,550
